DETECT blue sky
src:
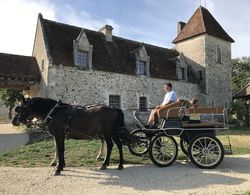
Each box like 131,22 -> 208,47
0,0 -> 249,58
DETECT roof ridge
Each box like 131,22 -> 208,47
199,6 -> 207,33
113,35 -> 174,51
42,17 -> 175,52
0,52 -> 35,58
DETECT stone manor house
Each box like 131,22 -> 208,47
0,6 -> 234,124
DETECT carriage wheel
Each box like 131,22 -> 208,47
188,134 -> 224,169
149,133 -> 178,167
128,129 -> 150,156
180,138 -> 189,156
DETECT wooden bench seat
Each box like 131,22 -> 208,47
181,121 -> 225,128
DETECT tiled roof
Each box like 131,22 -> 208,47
41,17 -> 197,82
173,6 -> 234,43
0,53 -> 40,88
233,83 -> 250,99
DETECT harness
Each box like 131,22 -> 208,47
41,101 -> 102,138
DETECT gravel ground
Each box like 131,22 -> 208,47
0,155 -> 250,195
0,124 -> 28,152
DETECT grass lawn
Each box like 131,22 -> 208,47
0,128 -> 249,168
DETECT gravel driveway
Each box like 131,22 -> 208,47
0,124 -> 29,152
0,155 -> 250,195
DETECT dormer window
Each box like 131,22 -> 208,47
77,51 -> 88,69
73,29 -> 93,70
216,46 -> 222,63
180,67 -> 186,80
176,53 -> 187,81
138,61 -> 146,75
135,46 -> 150,76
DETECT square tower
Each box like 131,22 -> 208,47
173,6 -> 234,107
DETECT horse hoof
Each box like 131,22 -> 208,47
50,162 -> 57,166
117,165 -> 124,170
54,171 -> 61,176
100,165 -> 107,170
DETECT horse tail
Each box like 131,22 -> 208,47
113,109 -> 132,144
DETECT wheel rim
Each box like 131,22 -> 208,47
130,131 -> 149,154
152,136 -> 177,165
191,137 -> 222,167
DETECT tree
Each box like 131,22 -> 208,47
231,57 -> 250,127
0,89 -> 24,119
231,57 -> 250,94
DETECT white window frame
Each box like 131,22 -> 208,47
138,60 -> 147,75
77,50 -> 88,69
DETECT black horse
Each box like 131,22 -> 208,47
12,98 -> 133,175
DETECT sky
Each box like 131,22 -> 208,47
0,0 -> 249,58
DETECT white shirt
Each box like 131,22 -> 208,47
162,90 -> 177,105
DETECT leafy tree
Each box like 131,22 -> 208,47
0,89 -> 24,119
231,57 -> 250,94
231,56 -> 250,127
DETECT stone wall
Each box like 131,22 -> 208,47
31,15 -> 50,98
45,66 -> 200,126
204,35 -> 232,107
175,34 -> 232,107
0,100 -> 8,120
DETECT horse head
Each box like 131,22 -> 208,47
12,98 -> 35,127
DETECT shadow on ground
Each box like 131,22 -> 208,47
60,155 -> 250,192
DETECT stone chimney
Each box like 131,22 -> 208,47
99,25 -> 113,42
177,21 -> 186,35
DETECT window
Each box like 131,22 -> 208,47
138,61 -> 146,75
41,59 -> 45,71
211,100 -> 215,107
198,70 -> 202,81
139,97 -> 147,111
109,95 -> 121,108
180,67 -> 186,80
77,51 -> 88,68
216,46 -> 222,63
224,101 -> 228,108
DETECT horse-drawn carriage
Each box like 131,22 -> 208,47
12,97 -> 233,175
128,100 -> 232,169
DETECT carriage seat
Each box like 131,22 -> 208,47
182,107 -> 225,128
157,100 -> 184,119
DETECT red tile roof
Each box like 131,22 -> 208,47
173,6 -> 234,43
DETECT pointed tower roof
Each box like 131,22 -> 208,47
173,6 -> 234,43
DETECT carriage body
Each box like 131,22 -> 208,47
129,104 -> 232,169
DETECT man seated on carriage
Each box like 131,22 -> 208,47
146,82 -> 177,128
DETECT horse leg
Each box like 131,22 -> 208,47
54,134 -> 65,176
96,139 -> 105,161
50,138 -> 58,166
100,137 -> 113,170
113,137 -> 124,170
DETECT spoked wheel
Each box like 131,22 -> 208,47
149,133 -> 178,167
188,134 -> 224,169
128,129 -> 150,156
180,138 -> 189,156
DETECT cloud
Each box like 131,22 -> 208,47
0,0 -> 249,58
54,4 -> 120,35
0,0 -> 120,56
204,0 -> 250,57
0,0 -> 56,55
